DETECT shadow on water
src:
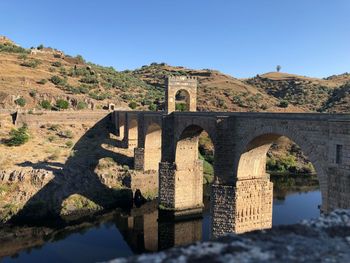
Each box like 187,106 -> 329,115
12,114 -> 135,225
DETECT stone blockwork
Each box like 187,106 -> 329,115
158,162 -> 176,209
134,148 -> 144,171
165,76 -> 197,113
174,160 -> 203,210
113,107 -> 350,232
15,110 -> 110,127
211,177 -> 273,237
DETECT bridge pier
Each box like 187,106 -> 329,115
134,147 -> 145,170
211,176 -> 273,238
159,161 -> 203,214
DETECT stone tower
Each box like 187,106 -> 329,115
165,76 -> 197,113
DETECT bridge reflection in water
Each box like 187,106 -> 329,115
114,188 -> 273,254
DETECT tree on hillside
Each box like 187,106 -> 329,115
276,65 -> 281,72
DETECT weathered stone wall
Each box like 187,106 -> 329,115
15,110 -> 110,127
327,120 -> 350,211
211,177 -> 272,237
174,160 -> 203,210
158,162 -> 176,209
133,148 -> 144,171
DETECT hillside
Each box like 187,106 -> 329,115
1,36 -> 349,114
0,37 -> 301,113
244,72 -> 350,112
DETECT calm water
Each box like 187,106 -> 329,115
1,189 -> 321,263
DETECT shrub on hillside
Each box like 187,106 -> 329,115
50,75 -> 66,86
55,99 -> 69,110
278,100 -> 289,108
20,59 -> 41,68
80,75 -> 98,84
128,101 -> 137,109
0,43 -> 29,54
52,61 -> 62,67
148,103 -> 157,111
40,100 -> 51,110
77,101 -> 88,110
37,79 -> 47,85
29,90 -> 37,98
15,97 -> 26,107
5,125 -> 30,146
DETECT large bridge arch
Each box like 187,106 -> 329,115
234,124 -> 328,211
159,115 -> 217,212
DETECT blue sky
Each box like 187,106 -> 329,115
0,0 -> 349,78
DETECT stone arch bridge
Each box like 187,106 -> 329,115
112,109 -> 350,233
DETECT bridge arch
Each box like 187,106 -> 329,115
173,124 -> 216,210
174,89 -> 191,112
235,126 -> 328,212
144,122 -> 162,171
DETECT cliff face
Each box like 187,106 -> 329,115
112,210 -> 350,263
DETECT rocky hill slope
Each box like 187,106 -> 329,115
1,36 -> 349,113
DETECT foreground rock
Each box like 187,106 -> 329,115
112,210 -> 350,263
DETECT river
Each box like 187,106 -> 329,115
0,178 -> 320,263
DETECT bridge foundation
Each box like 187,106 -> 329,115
159,161 -> 203,214
211,177 -> 273,238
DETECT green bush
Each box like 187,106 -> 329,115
65,140 -> 74,148
0,43 -> 29,54
15,97 -> 26,107
148,103 -> 157,111
77,101 -> 88,110
175,103 -> 188,111
50,75 -> 66,86
279,100 -> 289,108
29,90 -> 37,98
20,59 -> 41,68
5,125 -> 30,146
55,99 -> 69,110
59,67 -> 67,76
40,100 -> 51,110
128,101 -> 137,109
37,44 -> 44,50
80,75 -> 98,84
37,79 -> 47,85
52,61 -> 62,67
